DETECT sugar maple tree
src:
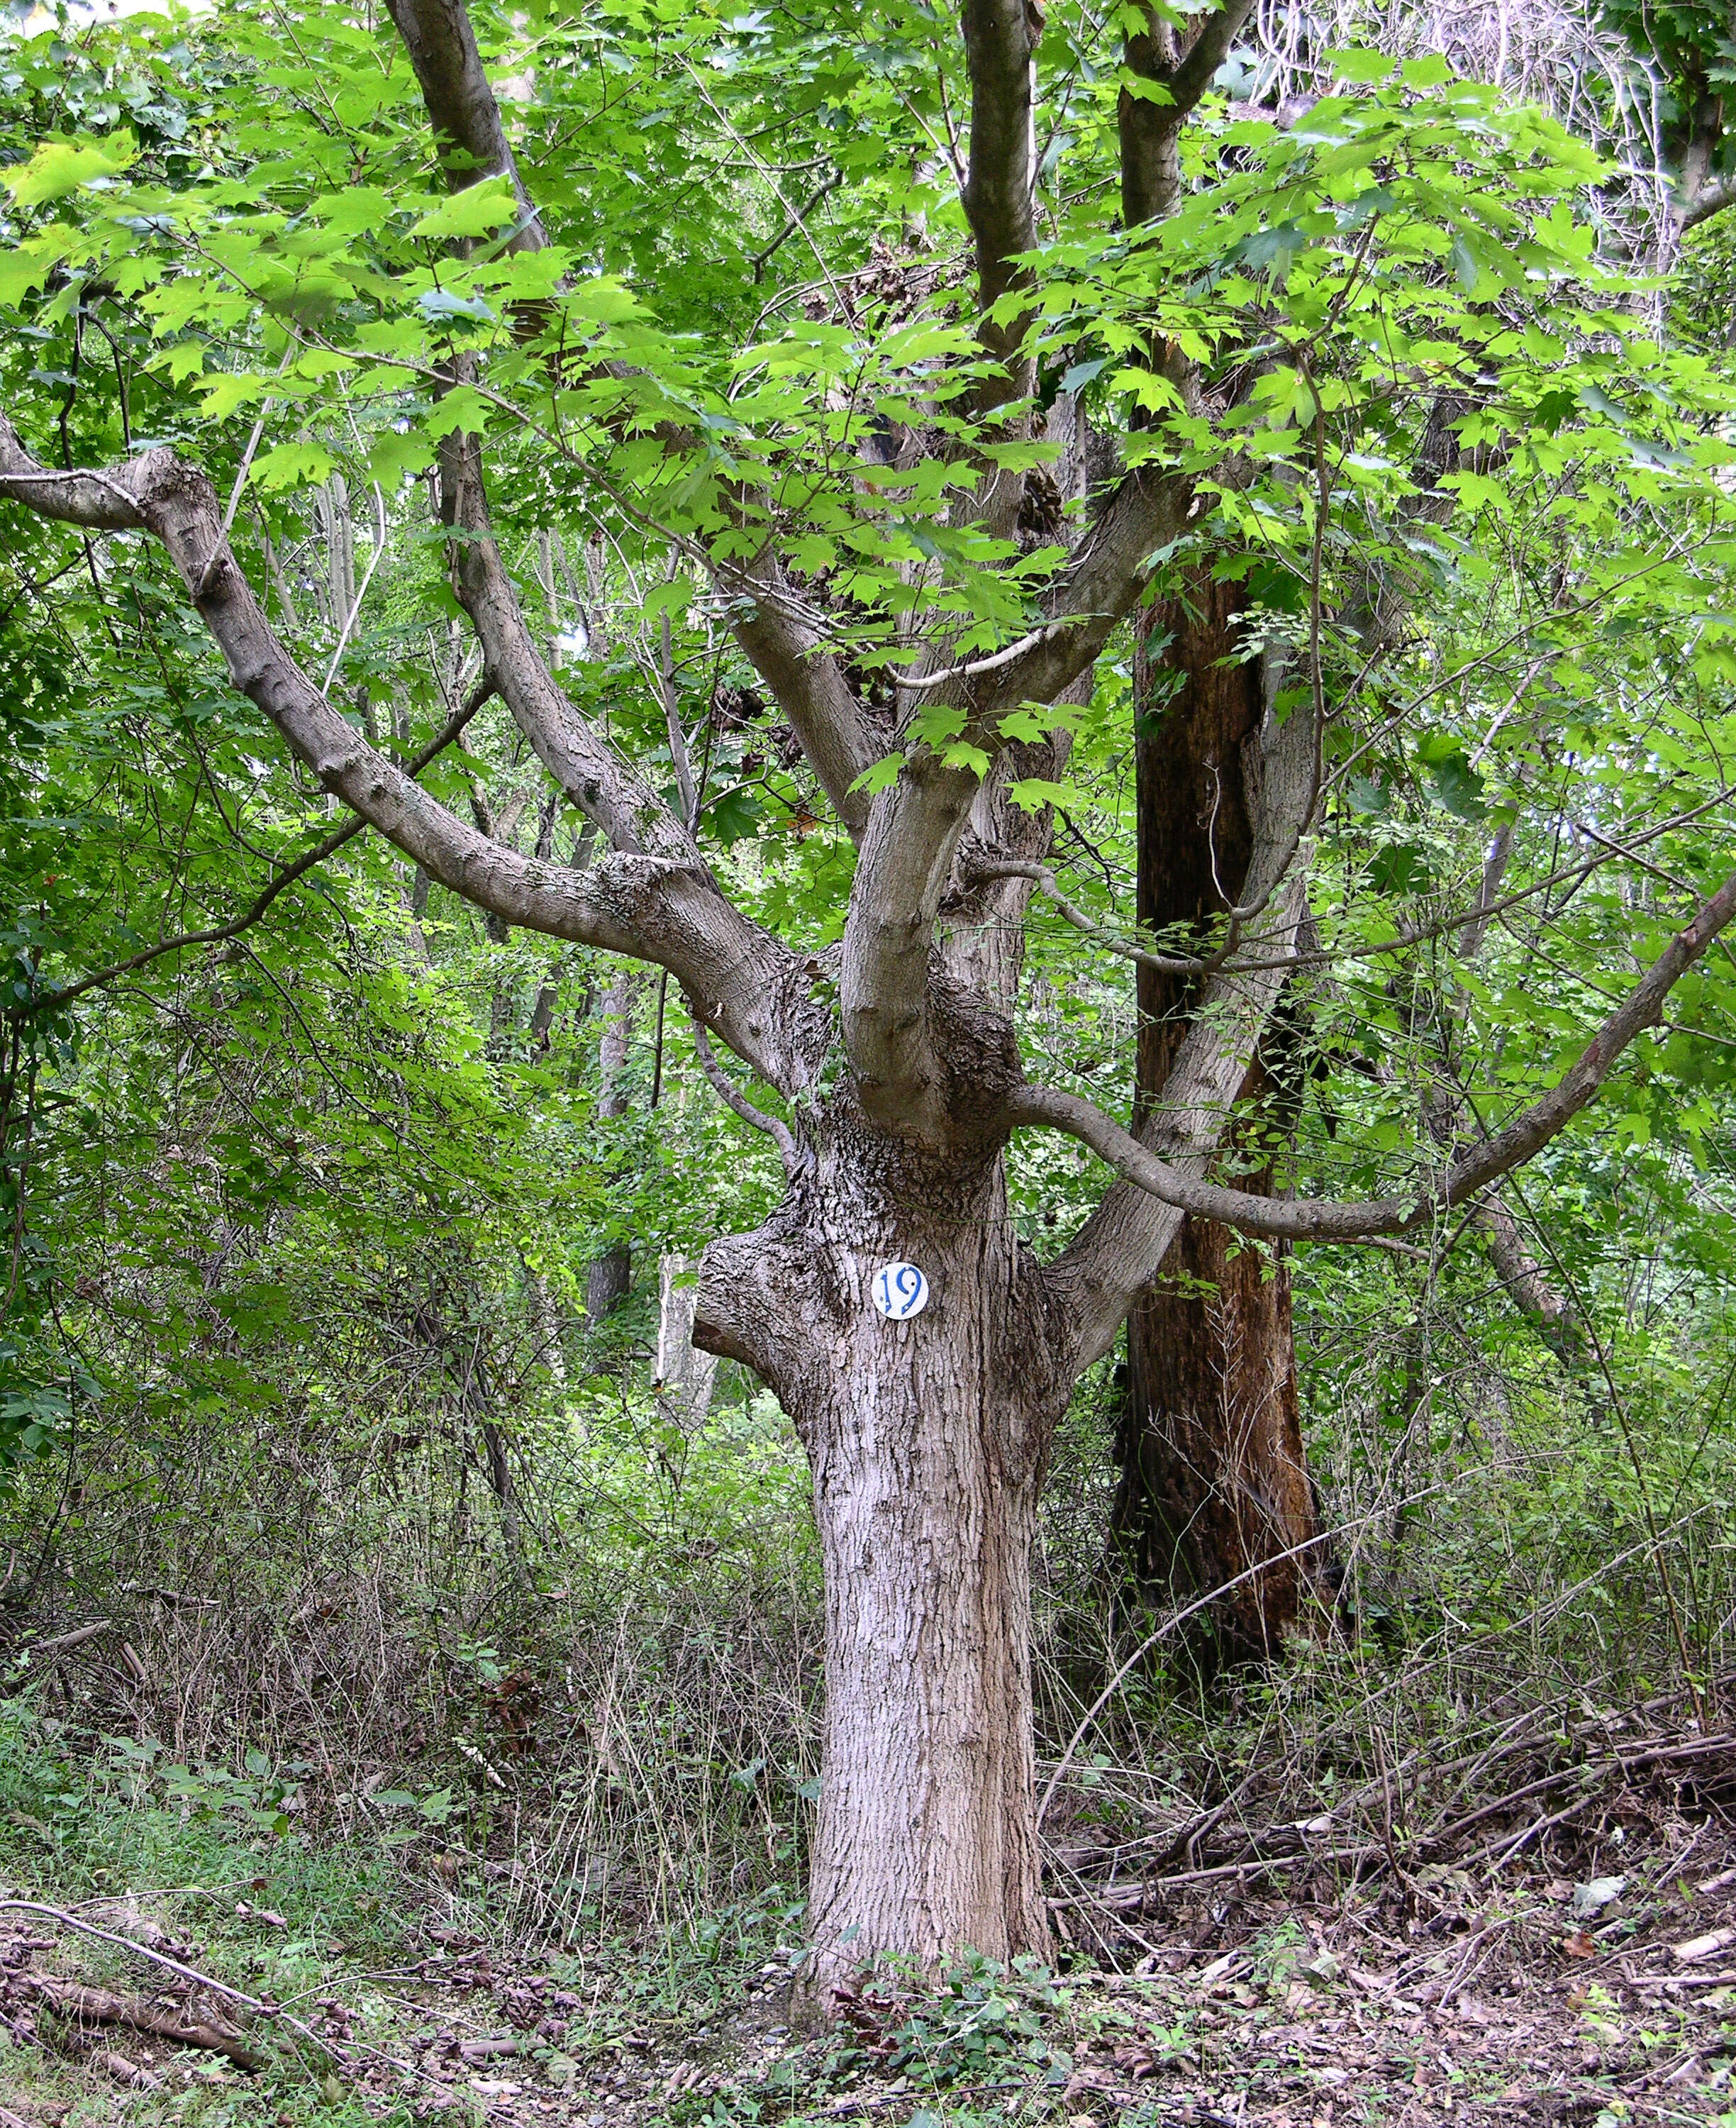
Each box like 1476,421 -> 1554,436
4,0 -> 1736,1988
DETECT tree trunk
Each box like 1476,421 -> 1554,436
584,970 -> 638,1322
585,1244 -> 630,1324
1114,577 -> 1325,1663
655,1255 -> 717,1426
807,1330 -> 1047,1980
696,1099 -> 1073,1999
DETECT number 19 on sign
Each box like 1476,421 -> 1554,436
872,1262 -> 930,1321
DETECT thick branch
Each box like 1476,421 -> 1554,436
839,460 -> 1191,1130
840,755 -> 976,1139
1120,0 -> 1254,227
1015,860 -> 1736,1259
961,0 -> 1039,389
727,553 -> 882,837
1037,869 -> 1308,1366
1035,692 -> 1343,1361
0,421 -> 804,1087
384,0 -> 547,244
1680,172 -> 1736,231
979,463 -> 1194,713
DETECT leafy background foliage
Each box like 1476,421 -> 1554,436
1,0 -> 1736,2027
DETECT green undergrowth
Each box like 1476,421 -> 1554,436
0,1698 -> 411,2120
0,1696 -> 1137,2127
4,1692 -> 1732,2128
1,1699 -> 423,1959
0,1697 -> 817,2122
678,1954 -> 1176,2128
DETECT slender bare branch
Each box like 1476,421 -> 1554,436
24,680 -> 495,1014
1011,858 -> 1736,1253
691,1016 -> 798,1165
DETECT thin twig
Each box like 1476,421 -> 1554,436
196,347 -> 296,596
1037,1479 -> 1457,1830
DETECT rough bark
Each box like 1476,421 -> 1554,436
1119,0 -> 1257,228
694,1060 -> 1074,1997
1115,579 -> 1323,1663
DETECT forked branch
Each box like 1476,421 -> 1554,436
385,0 -> 879,843
1120,0 -> 1256,226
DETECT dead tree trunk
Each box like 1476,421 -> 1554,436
1114,580 -> 1325,1663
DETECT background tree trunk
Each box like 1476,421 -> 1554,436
655,1254 -> 717,1426
584,970 -> 638,1323
1113,579 -> 1325,1663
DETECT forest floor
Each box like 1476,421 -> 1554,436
4,1836 -> 1736,2128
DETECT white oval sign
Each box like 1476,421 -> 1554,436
872,1262 -> 930,1320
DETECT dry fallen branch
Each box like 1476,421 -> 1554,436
0,1897 -> 417,2082
1,1898 -> 272,2018
21,1973 -> 265,2070
13,1620 -> 113,1661
87,2045 -> 164,2089
1045,1686 -> 1736,1923
458,2034 -> 533,2061
1632,1970 -> 1736,1990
